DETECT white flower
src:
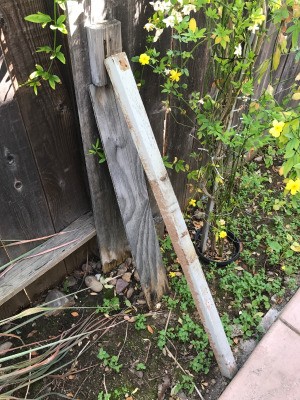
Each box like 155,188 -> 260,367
248,24 -> 259,34
144,23 -> 155,32
163,15 -> 176,28
172,10 -> 183,23
198,98 -> 204,104
234,43 -> 242,57
153,28 -> 164,42
150,1 -> 172,12
182,4 -> 196,15
164,68 -> 171,75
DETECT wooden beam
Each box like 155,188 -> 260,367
66,1 -> 130,271
90,85 -> 169,307
0,212 -> 96,307
105,52 -> 237,379
86,20 -> 122,87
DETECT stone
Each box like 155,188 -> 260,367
0,341 -> 13,355
65,276 -> 77,287
44,289 -> 74,316
126,286 -> 135,299
133,270 -> 140,282
81,263 -> 93,274
117,263 -> 128,275
116,279 -> 130,294
122,272 -> 132,283
85,275 -> 103,293
231,324 -> 243,338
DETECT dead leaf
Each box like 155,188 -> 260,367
147,325 -> 154,334
68,374 -> 76,380
31,351 -> 39,357
71,311 -> 79,317
124,315 -> 135,323
27,330 -> 38,338
67,393 -> 74,398
233,337 -> 239,344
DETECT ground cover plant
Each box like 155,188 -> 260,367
0,159 -> 299,399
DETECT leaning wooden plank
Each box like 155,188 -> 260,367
105,52 -> 237,379
66,1 -> 130,272
0,212 -> 96,307
89,85 -> 169,307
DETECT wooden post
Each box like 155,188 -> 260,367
105,52 -> 237,379
66,1 -> 130,272
86,20 -> 169,307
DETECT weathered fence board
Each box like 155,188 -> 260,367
0,100 -> 54,260
90,84 -> 169,306
66,0 -> 130,272
105,52 -> 237,378
0,212 -> 96,307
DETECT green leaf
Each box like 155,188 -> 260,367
56,51 -> 66,64
24,12 -> 52,24
36,46 -> 52,53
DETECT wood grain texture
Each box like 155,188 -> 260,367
113,0 -> 167,231
66,0 -> 130,271
0,0 -> 90,231
90,84 -> 168,307
87,20 -> 122,86
0,212 -> 96,307
0,100 -> 54,262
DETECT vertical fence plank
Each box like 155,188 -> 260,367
66,0 -> 130,271
0,100 -> 55,261
0,0 -> 90,232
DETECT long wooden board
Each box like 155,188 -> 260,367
0,212 -> 96,306
66,1 -> 130,271
89,84 -> 168,307
105,52 -> 237,378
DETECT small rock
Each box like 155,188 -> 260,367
94,261 -> 102,271
116,279 -> 130,294
126,286 -> 135,299
135,370 -> 143,379
254,156 -> 263,162
65,276 -> 77,288
82,263 -> 93,274
124,257 -> 132,267
110,278 -> 117,286
117,263 -> 128,275
239,338 -> 256,358
44,289 -> 74,316
0,341 -> 13,355
85,276 -> 103,293
136,299 -> 146,305
133,270 -> 140,282
122,272 -> 132,283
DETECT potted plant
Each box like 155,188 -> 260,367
134,0 -> 300,265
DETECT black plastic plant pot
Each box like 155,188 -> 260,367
194,229 -> 241,267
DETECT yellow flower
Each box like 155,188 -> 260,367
219,219 -> 226,226
219,231 -> 227,239
269,120 -> 285,137
169,69 -> 182,82
139,53 -> 150,65
189,199 -> 196,207
189,18 -> 197,33
169,271 -> 176,278
281,265 -> 286,271
285,179 -> 300,195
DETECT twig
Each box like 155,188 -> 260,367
165,346 -> 204,400
117,322 -> 128,360
144,339 -> 151,364
103,374 -> 108,394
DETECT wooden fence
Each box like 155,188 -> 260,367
0,0 -> 299,302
